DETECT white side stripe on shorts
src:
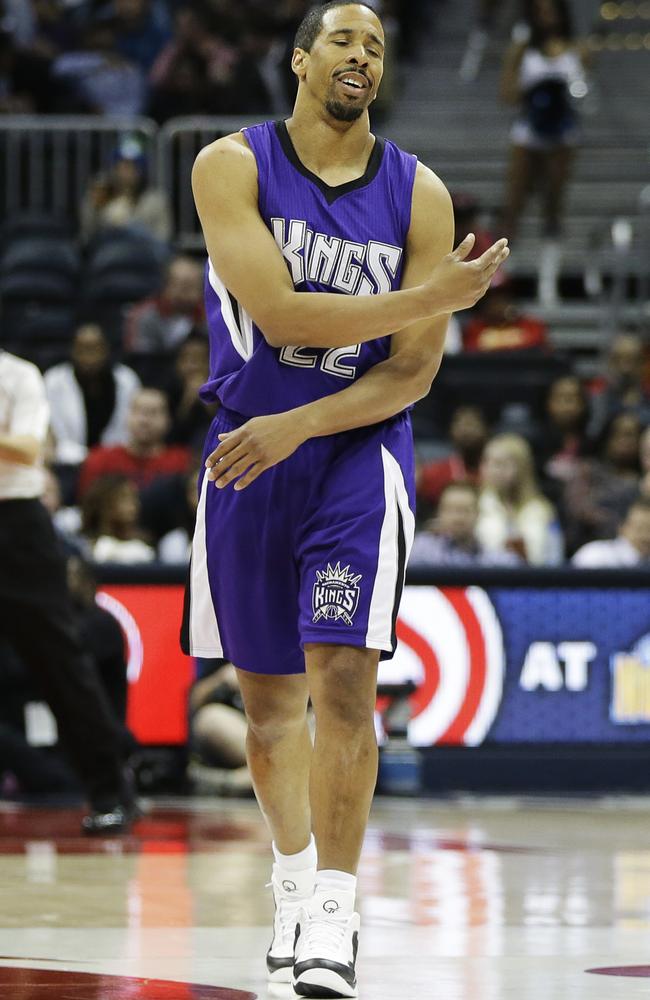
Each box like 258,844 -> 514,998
365,445 -> 415,651
189,471 -> 224,657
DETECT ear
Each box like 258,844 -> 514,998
291,47 -> 309,81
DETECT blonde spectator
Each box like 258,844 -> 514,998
477,433 -> 563,564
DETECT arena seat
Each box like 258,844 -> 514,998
1,301 -> 77,370
417,351 -> 572,435
84,232 -> 161,305
0,237 -> 80,305
0,213 -> 73,249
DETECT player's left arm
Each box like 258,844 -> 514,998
205,166 -> 493,491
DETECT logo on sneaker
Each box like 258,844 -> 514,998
282,879 -> 297,892
323,899 -> 340,914
312,562 -> 362,626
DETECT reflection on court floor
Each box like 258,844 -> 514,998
0,797 -> 649,998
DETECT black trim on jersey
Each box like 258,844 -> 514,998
390,502 -> 407,653
227,289 -> 246,340
275,120 -> 385,205
180,561 -> 192,655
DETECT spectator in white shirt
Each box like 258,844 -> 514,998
44,322 -> 141,466
572,497 -> 650,568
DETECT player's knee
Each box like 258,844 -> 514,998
245,704 -> 306,746
313,673 -> 376,732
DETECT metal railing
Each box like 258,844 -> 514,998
156,116 -> 268,250
0,116 -> 158,223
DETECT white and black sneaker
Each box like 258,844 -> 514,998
266,864 -> 315,983
293,889 -> 360,998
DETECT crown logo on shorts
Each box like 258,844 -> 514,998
312,562 -> 362,627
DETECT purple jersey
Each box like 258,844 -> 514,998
200,119 -> 417,417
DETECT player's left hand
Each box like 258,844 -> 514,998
205,412 -> 306,491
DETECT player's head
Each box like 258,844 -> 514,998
292,2 -> 384,123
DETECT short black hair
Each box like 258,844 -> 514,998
294,1 -> 379,52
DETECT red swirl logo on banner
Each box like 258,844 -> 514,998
381,586 -> 505,747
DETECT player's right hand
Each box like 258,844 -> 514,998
425,234 -> 509,314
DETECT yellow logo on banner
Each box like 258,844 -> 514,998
611,654 -> 650,724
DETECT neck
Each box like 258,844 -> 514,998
286,94 -> 373,176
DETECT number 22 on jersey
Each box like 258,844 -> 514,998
279,345 -> 361,380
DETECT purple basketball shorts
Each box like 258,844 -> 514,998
182,407 -> 415,675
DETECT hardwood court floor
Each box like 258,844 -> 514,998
0,796 -> 649,999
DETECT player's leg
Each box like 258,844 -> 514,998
236,668 -> 315,983
305,643 -> 379,874
236,668 -> 311,853
291,643 -> 378,998
293,417 -> 416,997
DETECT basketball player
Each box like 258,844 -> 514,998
183,3 -> 508,996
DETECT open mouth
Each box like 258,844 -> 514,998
335,72 -> 369,96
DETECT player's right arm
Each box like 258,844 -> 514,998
192,133 -> 507,350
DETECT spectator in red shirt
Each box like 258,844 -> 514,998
78,387 -> 189,497
463,279 -> 548,353
125,254 -> 205,355
417,405 -> 489,507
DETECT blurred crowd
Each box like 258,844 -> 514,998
0,0 -> 433,119
31,243 -> 650,572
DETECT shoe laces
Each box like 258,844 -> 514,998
267,882 -> 308,943
303,912 -> 350,955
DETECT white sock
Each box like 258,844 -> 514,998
313,869 -> 357,916
272,833 -> 317,871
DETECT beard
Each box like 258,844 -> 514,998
325,96 -> 366,122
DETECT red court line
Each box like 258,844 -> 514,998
586,966 -> 650,978
0,967 -> 257,998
